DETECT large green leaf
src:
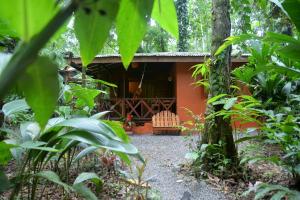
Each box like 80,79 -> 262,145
116,0 -> 154,68
103,120 -> 130,143
270,191 -> 287,200
0,19 -> 17,37
35,171 -> 71,192
114,151 -> 131,165
223,97 -> 238,110
263,32 -> 300,45
73,183 -> 98,200
73,172 -> 102,186
74,0 -> 119,66
55,118 -> 121,141
90,111 -> 111,120
74,146 -> 98,162
207,94 -> 227,104
232,66 -> 257,84
61,130 -> 138,154
18,56 -> 59,128
0,142 -> 13,165
282,0 -> 300,32
73,173 -> 102,199
0,0 -> 58,41
277,44 -> 300,61
2,99 -> 30,117
19,141 -> 59,152
92,79 -> 118,88
215,34 -> 259,55
269,0 -> 289,16
152,0 -> 178,39
70,84 -> 101,109
43,117 -> 65,133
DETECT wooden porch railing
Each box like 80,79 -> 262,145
97,98 -> 176,121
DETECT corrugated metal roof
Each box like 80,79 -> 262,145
94,52 -> 211,58
69,52 -> 248,65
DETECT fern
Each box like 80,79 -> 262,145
243,183 -> 300,200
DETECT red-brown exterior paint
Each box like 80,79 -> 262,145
175,63 -> 205,122
174,62 -> 257,131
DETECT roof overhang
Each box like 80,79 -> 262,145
68,52 -> 248,65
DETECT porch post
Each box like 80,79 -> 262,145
122,71 -> 126,118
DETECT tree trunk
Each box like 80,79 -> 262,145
176,0 -> 189,52
201,0 -> 237,163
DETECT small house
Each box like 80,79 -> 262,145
67,52 -> 248,134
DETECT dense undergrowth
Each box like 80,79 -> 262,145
188,1 -> 300,199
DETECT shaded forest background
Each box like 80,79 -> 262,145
46,0 -> 291,58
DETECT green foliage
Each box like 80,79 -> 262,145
207,94 -> 227,104
59,82 -> 107,118
35,170 -> 72,192
189,0 -> 211,52
243,183 -> 300,200
104,120 -> 130,143
73,172 -> 103,199
68,83 -> 101,109
0,114 -> 139,198
139,25 -> 170,52
75,0 -> 119,66
116,0 -> 154,68
0,79 -> 138,199
61,130 -> 137,154
0,171 -> 10,193
1,99 -> 29,117
193,143 -> 232,177
282,0 -> 300,32
185,151 -> 199,160
73,172 -> 102,186
192,59 -> 210,90
0,0 -> 58,41
92,79 -> 117,88
73,183 -> 98,200
262,113 -> 300,176
152,0 -> 179,39
278,43 -> 300,61
231,0 -> 252,34
215,34 -> 259,55
0,19 -> 17,37
207,94 -> 263,128
214,2 -> 300,198
0,141 -> 13,165
232,65 -> 260,84
19,56 -> 59,128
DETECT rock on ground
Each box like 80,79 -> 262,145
131,135 -> 227,200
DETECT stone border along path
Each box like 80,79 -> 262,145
131,135 -> 227,200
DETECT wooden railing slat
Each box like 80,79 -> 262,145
98,98 -> 176,121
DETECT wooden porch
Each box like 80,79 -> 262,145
97,98 -> 176,122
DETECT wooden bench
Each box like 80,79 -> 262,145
152,111 -> 181,135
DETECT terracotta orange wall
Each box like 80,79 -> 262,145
175,63 -> 206,122
174,62 -> 257,131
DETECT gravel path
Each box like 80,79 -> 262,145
131,135 -> 227,200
